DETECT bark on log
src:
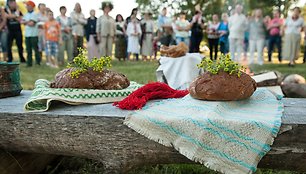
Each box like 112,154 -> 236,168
0,91 -> 306,173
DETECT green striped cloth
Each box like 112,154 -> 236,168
24,79 -> 142,112
125,88 -> 283,174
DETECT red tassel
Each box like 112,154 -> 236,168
113,82 -> 189,110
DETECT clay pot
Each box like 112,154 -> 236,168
0,62 -> 23,98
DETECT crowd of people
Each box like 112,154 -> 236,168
0,1 -> 305,68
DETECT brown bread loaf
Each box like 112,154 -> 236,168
189,71 -> 257,101
50,68 -> 130,90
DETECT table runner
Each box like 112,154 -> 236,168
124,88 -> 283,174
24,79 -> 142,112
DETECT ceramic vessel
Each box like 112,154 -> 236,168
0,62 -> 23,98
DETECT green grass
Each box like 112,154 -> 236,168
45,156 -> 304,174
250,63 -> 306,78
17,57 -> 306,174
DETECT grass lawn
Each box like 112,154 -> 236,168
15,57 -> 306,174
19,58 -> 306,90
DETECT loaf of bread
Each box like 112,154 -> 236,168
160,42 -> 188,58
189,71 -> 257,101
50,68 -> 130,90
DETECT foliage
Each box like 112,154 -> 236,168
136,0 -> 298,19
197,54 -> 245,77
67,48 -> 112,78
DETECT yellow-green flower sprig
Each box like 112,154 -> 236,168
67,48 -> 112,78
197,54 -> 246,77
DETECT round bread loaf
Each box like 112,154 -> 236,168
189,71 -> 257,101
50,68 -> 130,90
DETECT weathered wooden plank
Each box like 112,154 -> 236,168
0,91 -> 306,173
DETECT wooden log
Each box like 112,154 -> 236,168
0,91 -> 306,173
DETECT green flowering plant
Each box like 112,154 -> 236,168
197,54 -> 246,77
67,48 -> 112,78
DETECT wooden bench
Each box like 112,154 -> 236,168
0,91 -> 306,173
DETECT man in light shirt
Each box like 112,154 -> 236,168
228,4 -> 247,62
22,1 -> 40,67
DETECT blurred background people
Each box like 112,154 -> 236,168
189,10 -> 204,53
70,3 -> 87,57
115,14 -> 127,61
96,1 -> 115,57
283,7 -> 304,66
248,9 -> 266,65
85,9 -> 99,60
126,14 -> 141,60
36,3 -> 48,60
141,10 -> 154,61
0,6 -> 8,61
228,4 -> 247,62
44,10 -> 61,68
267,9 -> 283,63
22,0 -> 40,67
56,6 -> 73,64
157,7 -> 174,47
218,13 -> 229,54
5,0 -> 25,63
207,14 -> 220,60
174,11 -> 190,47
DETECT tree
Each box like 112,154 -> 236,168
136,0 -> 299,19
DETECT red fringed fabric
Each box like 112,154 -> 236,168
113,82 -> 189,110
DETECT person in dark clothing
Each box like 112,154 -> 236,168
5,0 -> 25,63
207,14 -> 220,60
85,9 -> 99,59
189,10 -> 204,53
125,8 -> 139,26
267,9 -> 282,62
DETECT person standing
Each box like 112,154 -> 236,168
126,15 -> 141,60
125,8 -> 139,26
157,7 -> 174,46
85,9 -> 99,60
207,14 -> 220,60
283,7 -> 304,67
267,9 -> 283,63
96,1 -> 115,57
304,30 -> 306,64
5,0 -> 25,63
44,10 -> 61,68
21,1 -> 40,67
218,13 -> 229,54
0,7 -> 8,62
248,9 -> 266,65
228,4 -> 247,62
56,6 -> 73,64
189,10 -> 204,53
70,3 -> 87,57
263,15 -> 271,51
115,14 -> 127,61
174,11 -> 190,47
36,3 -> 48,61
141,11 -> 154,61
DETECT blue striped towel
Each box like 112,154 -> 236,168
124,88 -> 283,174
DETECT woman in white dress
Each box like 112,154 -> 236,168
283,7 -> 304,66
126,15 -> 142,61
141,11 -> 154,61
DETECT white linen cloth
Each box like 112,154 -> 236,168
156,53 -> 203,90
